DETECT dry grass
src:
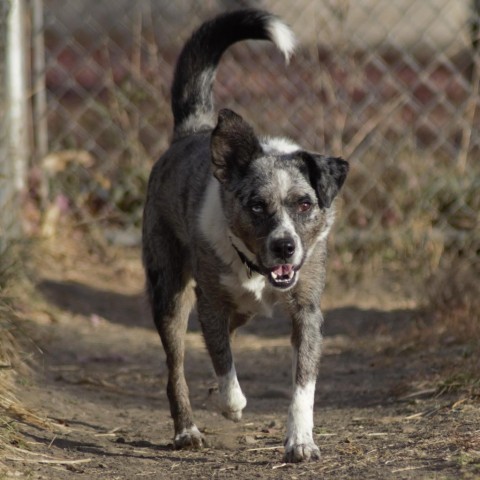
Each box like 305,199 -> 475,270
424,249 -> 480,397
378,243 -> 480,400
0,247 -> 57,474
0,249 -> 22,474
426,251 -> 480,344
327,155 -> 479,309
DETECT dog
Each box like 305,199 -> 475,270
142,9 -> 348,463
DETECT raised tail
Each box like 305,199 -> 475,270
171,9 -> 296,137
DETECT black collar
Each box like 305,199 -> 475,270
231,242 -> 263,279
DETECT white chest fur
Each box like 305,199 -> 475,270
198,179 -> 278,317
220,270 -> 277,317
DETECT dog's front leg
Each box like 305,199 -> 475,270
284,308 -> 322,463
196,292 -> 247,421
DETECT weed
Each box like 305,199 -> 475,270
426,249 -> 480,344
437,373 -> 480,397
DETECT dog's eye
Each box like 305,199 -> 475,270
250,203 -> 266,215
297,200 -> 312,213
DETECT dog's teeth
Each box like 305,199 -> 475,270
270,269 -> 295,285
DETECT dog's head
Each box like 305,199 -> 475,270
211,109 -> 348,290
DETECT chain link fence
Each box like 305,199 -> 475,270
23,1 -> 480,285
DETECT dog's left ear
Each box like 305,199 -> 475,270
211,109 -> 262,183
302,153 -> 349,208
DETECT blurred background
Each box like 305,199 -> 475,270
1,0 -> 478,295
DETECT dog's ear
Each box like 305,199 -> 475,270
211,109 -> 262,183
302,153 -> 349,208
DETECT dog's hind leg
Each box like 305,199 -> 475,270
197,292 -> 247,422
145,245 -> 205,449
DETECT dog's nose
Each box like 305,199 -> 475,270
270,238 -> 296,260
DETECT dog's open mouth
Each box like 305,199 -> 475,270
268,264 -> 297,288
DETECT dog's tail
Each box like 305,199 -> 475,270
171,9 -> 296,137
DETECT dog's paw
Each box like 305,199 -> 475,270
221,407 -> 243,422
174,426 -> 207,450
208,386 -> 246,422
283,440 -> 320,463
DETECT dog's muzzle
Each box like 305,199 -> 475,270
266,236 -> 300,288
231,242 -> 299,289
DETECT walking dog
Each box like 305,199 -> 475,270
142,9 -> 348,462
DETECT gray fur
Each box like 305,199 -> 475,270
142,10 -> 348,462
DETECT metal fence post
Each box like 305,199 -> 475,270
1,0 -> 30,250
6,0 -> 30,193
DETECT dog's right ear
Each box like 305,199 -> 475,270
211,109 -> 262,183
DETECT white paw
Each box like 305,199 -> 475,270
284,438 -> 320,463
209,385 -> 246,422
174,425 -> 207,449
209,366 -> 247,422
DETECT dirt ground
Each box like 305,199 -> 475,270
3,243 -> 479,479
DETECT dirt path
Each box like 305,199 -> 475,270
6,246 -> 479,479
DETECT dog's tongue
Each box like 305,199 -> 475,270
272,264 -> 293,277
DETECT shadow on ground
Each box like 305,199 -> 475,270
33,276 -> 423,417
38,279 -> 151,328
37,279 -> 419,339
